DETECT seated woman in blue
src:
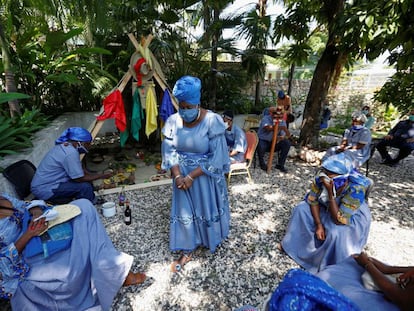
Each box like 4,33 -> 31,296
0,194 -> 145,310
281,153 -> 371,273
322,111 -> 372,168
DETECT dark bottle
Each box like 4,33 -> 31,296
124,199 -> 131,225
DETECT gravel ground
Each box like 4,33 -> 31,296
99,152 -> 414,311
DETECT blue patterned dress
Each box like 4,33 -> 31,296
281,172 -> 372,273
0,194 -> 133,310
162,111 -> 230,253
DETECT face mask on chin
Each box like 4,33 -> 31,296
352,124 -> 364,130
179,107 -> 199,123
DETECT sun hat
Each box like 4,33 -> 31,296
351,111 -> 367,123
129,51 -> 154,86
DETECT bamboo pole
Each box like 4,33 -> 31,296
266,119 -> 279,173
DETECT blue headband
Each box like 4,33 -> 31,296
172,76 -> 201,105
321,153 -> 353,175
55,127 -> 92,144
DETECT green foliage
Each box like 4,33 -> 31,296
373,72 -> 414,115
0,108 -> 50,159
0,92 -> 30,104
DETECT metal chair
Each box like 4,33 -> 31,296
227,130 -> 259,185
2,160 -> 37,199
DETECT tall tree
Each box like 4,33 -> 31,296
274,0 -> 413,146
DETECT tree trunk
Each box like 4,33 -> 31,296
208,7 -> 220,110
299,43 -> 341,147
254,79 -> 261,106
287,63 -> 295,96
0,22 -> 21,117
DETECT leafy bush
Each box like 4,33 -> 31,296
0,109 -> 50,161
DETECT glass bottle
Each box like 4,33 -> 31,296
124,199 -> 131,225
118,187 -> 125,207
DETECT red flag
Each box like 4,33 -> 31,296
97,90 -> 127,132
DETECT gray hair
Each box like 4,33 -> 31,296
351,111 -> 367,123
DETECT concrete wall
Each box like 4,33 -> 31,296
0,112 -> 117,197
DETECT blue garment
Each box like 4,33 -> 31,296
322,126 -> 372,168
0,195 -> 133,310
225,124 -> 247,163
316,256 -> 399,311
281,172 -> 371,273
31,144 -> 94,203
161,111 -> 230,253
269,269 -> 360,311
160,89 -> 175,122
364,116 -> 375,130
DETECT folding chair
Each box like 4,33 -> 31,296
2,160 -> 37,199
227,130 -> 259,185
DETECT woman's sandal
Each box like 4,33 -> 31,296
170,254 -> 192,273
122,272 -> 146,287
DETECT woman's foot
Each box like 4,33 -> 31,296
277,243 -> 286,253
123,272 -> 146,287
170,253 -> 192,273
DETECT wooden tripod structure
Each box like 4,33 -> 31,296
87,33 -> 178,140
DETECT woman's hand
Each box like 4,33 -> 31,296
177,175 -> 193,190
353,252 -> 371,267
29,207 -> 44,219
26,218 -> 48,238
397,269 -> 414,288
315,223 -> 325,240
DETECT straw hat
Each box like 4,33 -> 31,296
129,51 -> 154,85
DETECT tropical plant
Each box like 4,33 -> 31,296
0,108 -> 49,160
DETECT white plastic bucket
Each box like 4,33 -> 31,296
102,202 -> 116,217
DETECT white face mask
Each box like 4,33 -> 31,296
224,122 -> 230,129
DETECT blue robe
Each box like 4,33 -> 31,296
0,194 -> 132,310
316,256 -> 399,311
281,173 -> 371,273
161,111 -> 230,253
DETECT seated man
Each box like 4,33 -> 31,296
257,107 -> 291,173
322,111 -> 372,168
222,111 -> 247,163
31,127 -> 113,204
376,108 -> 414,166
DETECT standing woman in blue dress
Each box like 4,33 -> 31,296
161,76 -> 231,272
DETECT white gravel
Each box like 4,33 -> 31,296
98,152 -> 414,311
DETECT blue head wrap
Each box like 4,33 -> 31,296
278,90 -> 285,99
268,269 -> 359,311
321,153 -> 353,176
172,76 -> 201,105
55,127 -> 92,144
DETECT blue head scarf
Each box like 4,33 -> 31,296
172,76 -> 201,105
268,269 -> 360,311
278,90 -> 285,99
55,127 -> 92,144
321,153 -> 353,176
